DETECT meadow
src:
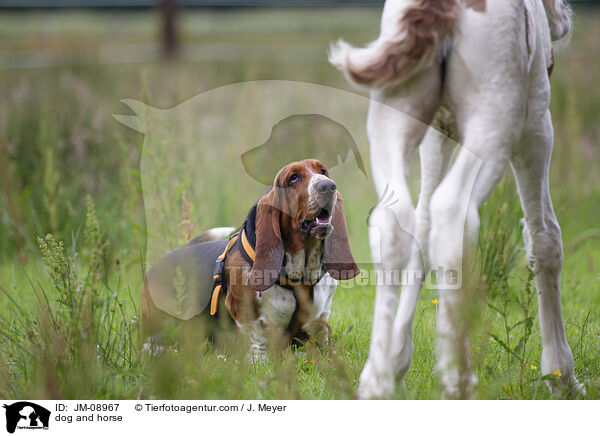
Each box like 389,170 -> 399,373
0,6 -> 599,400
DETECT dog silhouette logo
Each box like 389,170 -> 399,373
2,402 -> 50,434
240,114 -> 366,185
112,80 -> 375,269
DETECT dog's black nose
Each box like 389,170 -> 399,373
316,179 -> 336,195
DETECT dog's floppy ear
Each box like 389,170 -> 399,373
248,189 -> 285,291
324,193 -> 360,280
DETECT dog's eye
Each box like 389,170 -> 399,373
288,174 -> 300,185
320,168 -> 328,176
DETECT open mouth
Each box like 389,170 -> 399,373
315,208 -> 331,226
301,208 -> 332,235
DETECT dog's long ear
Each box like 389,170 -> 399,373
324,193 -> 360,280
248,190 -> 285,291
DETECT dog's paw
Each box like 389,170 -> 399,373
246,347 -> 268,365
142,335 -> 166,355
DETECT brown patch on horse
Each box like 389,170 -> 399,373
524,7 -> 532,55
346,0 -> 460,87
466,0 -> 486,13
548,49 -> 555,77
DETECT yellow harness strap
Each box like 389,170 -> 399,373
240,229 -> 255,262
209,227 -> 319,317
218,233 -> 239,262
210,233 -> 239,316
209,285 -> 222,316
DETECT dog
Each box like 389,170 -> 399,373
142,159 -> 359,358
330,0 -> 584,398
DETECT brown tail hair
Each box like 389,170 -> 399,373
329,0 -> 460,88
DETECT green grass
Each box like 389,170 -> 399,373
0,6 -> 599,400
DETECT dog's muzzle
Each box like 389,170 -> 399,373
304,179 -> 336,239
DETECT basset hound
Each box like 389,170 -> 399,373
142,159 -> 359,357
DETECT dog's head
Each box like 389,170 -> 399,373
249,159 -> 359,290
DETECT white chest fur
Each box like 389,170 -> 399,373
256,273 -> 337,334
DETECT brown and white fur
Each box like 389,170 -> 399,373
330,0 -> 583,398
142,159 -> 359,359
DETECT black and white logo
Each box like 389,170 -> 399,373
3,402 -> 50,434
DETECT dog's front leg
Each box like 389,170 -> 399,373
302,274 -> 337,346
241,318 -> 269,363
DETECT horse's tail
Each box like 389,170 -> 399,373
329,0 -> 460,89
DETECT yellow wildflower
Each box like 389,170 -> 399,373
553,369 -> 562,377
530,364 -> 537,370
432,299 -> 439,305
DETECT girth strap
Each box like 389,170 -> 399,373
210,228 -> 256,316
209,232 -> 240,316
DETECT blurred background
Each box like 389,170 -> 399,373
1,0 -> 598,263
0,0 -> 599,399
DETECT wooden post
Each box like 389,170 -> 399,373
159,0 -> 179,61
